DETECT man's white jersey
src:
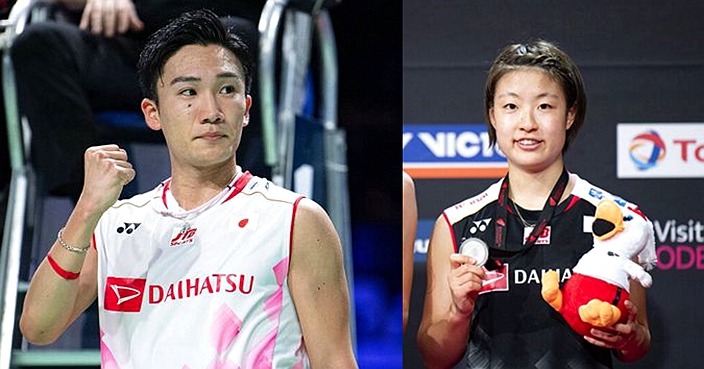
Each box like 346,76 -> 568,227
94,171 -> 310,369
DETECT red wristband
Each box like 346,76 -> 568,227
46,253 -> 81,280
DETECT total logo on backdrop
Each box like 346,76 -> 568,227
403,124 -> 507,179
617,123 -> 704,178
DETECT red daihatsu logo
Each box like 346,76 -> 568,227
479,263 -> 509,294
105,277 -> 146,312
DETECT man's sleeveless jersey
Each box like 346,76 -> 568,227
94,172 -> 310,369
443,173 -> 649,369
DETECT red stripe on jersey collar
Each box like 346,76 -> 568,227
161,179 -> 171,208
159,172 -> 252,209
221,172 -> 254,204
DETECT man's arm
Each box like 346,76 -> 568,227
402,171 -> 417,333
417,215 -> 484,369
20,145 -> 134,344
288,199 -> 357,369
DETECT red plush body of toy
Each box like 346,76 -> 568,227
559,273 -> 630,337
541,198 -> 656,339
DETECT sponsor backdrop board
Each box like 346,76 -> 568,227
617,123 -> 704,178
403,124 -> 507,179
403,1 -> 704,368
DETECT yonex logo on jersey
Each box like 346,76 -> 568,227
105,277 -> 146,312
170,227 -> 198,247
116,222 -> 141,234
469,218 -> 491,234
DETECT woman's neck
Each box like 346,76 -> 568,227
507,161 -> 570,210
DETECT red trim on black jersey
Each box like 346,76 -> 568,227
564,195 -> 581,212
628,205 -> 648,220
221,172 -> 254,204
442,212 -> 459,253
289,196 -> 306,257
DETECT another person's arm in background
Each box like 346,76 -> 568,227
288,199 -> 358,369
20,145 -> 134,344
417,216 -> 485,369
59,0 -> 144,37
402,171 -> 417,333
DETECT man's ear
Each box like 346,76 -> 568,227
242,95 -> 252,127
142,98 -> 162,131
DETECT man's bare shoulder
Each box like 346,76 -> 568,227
293,198 -> 336,236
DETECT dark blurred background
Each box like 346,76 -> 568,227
330,1 -> 401,367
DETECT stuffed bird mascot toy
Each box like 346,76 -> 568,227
541,198 -> 657,338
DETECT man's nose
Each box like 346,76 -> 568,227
201,93 -> 224,123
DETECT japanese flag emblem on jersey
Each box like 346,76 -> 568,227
230,213 -> 259,232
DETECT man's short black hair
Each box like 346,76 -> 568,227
137,9 -> 253,102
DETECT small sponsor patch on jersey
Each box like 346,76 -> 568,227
479,263 -> 509,294
105,277 -> 146,312
170,226 -> 197,247
523,226 -> 552,245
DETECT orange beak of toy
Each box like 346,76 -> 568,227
592,199 -> 625,241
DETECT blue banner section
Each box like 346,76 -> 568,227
403,124 -> 506,163
413,219 -> 434,263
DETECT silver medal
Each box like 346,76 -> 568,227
459,237 -> 489,267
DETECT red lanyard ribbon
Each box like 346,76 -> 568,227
494,168 -> 569,250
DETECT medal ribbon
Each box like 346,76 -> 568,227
494,168 -> 569,250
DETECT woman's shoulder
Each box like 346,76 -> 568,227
443,178 -> 503,225
570,173 -> 648,217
